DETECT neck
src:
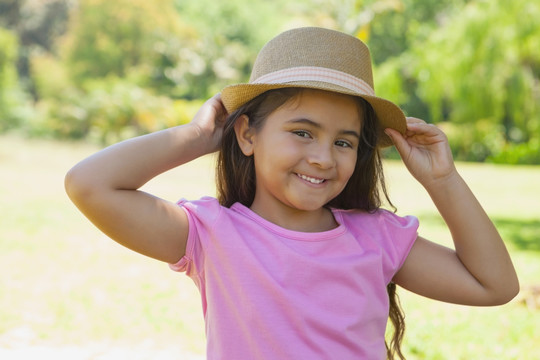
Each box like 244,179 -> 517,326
249,204 -> 338,232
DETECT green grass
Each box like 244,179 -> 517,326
1,134 -> 539,359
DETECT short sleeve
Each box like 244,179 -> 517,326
378,210 -> 419,283
168,196 -> 222,276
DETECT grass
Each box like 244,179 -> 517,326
1,134 -> 539,359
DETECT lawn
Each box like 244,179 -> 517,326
1,134 -> 539,359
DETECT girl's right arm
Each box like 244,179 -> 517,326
64,94 -> 228,264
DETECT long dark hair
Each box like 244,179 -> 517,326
216,88 -> 406,359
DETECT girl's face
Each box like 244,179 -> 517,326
236,89 -> 363,230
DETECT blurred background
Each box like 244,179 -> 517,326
1,0 -> 539,161
1,0 -> 539,359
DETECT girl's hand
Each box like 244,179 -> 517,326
191,93 -> 229,153
385,117 -> 456,189
391,117 -> 519,306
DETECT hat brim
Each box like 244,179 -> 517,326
221,81 -> 406,148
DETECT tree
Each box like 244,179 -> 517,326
370,0 -> 540,161
60,0 -> 196,95
0,27 -> 29,130
172,0 -> 290,98
0,0 -> 70,92
412,0 -> 540,155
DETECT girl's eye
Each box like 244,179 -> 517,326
335,140 -> 353,148
293,130 -> 311,138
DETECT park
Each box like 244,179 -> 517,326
1,0 -> 539,358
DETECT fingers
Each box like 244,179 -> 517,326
406,117 -> 431,133
384,127 -> 411,158
386,117 -> 448,152
406,116 -> 426,124
195,93 -> 229,125
386,117 -> 431,141
386,117 -> 455,183
404,117 -> 445,139
208,93 -> 228,117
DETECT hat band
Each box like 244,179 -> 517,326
252,66 -> 375,96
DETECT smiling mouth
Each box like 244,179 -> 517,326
296,173 -> 325,184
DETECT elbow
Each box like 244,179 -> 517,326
503,280 -> 521,304
64,165 -> 95,206
488,278 -> 520,306
64,166 -> 81,201
64,167 -> 75,196
501,271 -> 521,304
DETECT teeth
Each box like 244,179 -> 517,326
297,173 -> 325,184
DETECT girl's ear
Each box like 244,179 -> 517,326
234,114 -> 255,156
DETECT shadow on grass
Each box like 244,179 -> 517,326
493,217 -> 540,252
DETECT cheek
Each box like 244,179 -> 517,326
341,153 -> 358,180
330,155 -> 357,202
254,134 -> 297,162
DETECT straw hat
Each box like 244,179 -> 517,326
221,27 -> 406,147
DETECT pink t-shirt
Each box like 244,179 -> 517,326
169,197 -> 418,359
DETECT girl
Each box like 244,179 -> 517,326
65,27 -> 519,359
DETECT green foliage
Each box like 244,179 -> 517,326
373,0 -> 540,163
30,53 -> 72,100
60,0 -> 196,95
0,27 -> 31,131
0,27 -> 19,97
3,0 -> 540,163
173,0 -> 290,98
439,120 -> 506,162
489,140 -> 540,165
368,0 -> 467,65
24,0 -> 209,142
373,57 -> 409,105
413,0 -> 540,126
369,0 -> 468,121
82,80 -> 174,144
29,78 -> 201,144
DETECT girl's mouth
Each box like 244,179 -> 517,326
296,173 -> 325,184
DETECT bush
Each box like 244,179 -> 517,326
28,78 -> 203,143
30,53 -> 72,101
436,120 -> 506,162
0,27 -> 32,131
28,88 -> 91,139
488,140 -> 540,165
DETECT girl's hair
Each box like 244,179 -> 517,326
216,88 -> 406,359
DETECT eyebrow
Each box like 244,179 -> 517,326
286,118 -> 361,139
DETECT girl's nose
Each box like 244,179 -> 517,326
307,143 -> 336,169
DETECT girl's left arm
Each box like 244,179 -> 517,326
386,118 -> 519,306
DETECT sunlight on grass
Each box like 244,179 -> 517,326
1,135 -> 539,359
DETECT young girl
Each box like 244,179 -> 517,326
65,27 -> 519,359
